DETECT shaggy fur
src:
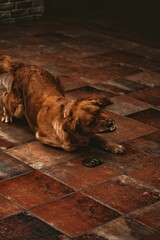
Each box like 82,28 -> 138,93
0,54 -> 124,153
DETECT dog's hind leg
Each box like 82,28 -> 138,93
1,91 -> 24,123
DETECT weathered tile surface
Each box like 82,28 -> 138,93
75,217 -> 160,240
108,95 -> 151,115
126,71 -> 160,87
8,141 -> 80,169
0,171 -> 73,209
0,212 -> 65,240
128,86 -> 160,107
128,130 -> 160,155
128,162 -> 160,189
31,192 -> 120,237
127,108 -> 160,129
42,157 -> 119,189
83,175 -> 160,213
129,202 -> 160,232
0,7 -> 160,238
0,151 -> 33,181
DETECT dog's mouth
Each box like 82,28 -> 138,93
97,119 -> 116,133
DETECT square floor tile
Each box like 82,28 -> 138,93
128,86 -> 160,107
128,162 -> 160,189
31,192 -> 120,237
126,108 -> 160,129
101,111 -> 157,141
83,175 -> 160,213
0,212 -> 64,240
75,217 -> 160,240
42,157 -> 119,189
108,95 -> 151,116
0,171 -> 73,209
0,152 -> 33,181
8,141 -> 80,170
129,202 -> 160,232
0,196 -> 21,218
128,131 -> 160,156
126,71 -> 160,87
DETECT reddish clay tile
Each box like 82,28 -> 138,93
129,202 -> 160,231
0,196 -> 21,218
78,54 -> 115,68
0,171 -> 73,209
101,110 -> 157,141
128,131 -> 160,156
78,54 -> 141,77
0,151 -> 33,181
127,108 -> 160,129
31,192 -> 120,237
83,175 -> 160,213
126,71 -> 160,87
70,68 -> 120,86
87,144 -> 160,174
93,82 -> 129,95
0,119 -> 35,150
8,141 -> 80,170
108,95 -> 151,116
0,212 -> 63,240
104,50 -> 160,70
66,86 -> 115,101
128,163 -> 160,189
102,78 -> 146,91
128,86 -> 160,107
102,63 -> 141,77
42,157 -> 119,189
75,217 -> 160,240
58,75 -> 88,92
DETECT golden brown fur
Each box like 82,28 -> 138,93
0,54 -> 124,153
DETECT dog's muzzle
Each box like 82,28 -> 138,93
97,119 -> 116,133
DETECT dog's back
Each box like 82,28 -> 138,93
0,54 -> 64,129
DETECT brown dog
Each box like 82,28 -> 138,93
0,54 -> 124,153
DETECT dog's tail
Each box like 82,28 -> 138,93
0,54 -> 18,90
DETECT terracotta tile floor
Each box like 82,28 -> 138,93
0,10 -> 160,239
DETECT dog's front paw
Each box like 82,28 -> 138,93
1,114 -> 12,123
106,144 -> 125,154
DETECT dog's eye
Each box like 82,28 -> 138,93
86,120 -> 94,126
93,109 -> 100,115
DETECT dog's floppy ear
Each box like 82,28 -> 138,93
63,99 -> 79,132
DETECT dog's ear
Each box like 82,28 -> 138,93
64,99 -> 75,119
63,99 -> 79,132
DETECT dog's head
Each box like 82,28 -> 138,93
63,98 -> 115,142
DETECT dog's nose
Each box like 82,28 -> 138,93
106,119 -> 115,128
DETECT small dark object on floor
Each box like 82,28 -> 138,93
82,158 -> 104,167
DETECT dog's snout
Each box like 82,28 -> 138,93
106,119 -> 115,128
